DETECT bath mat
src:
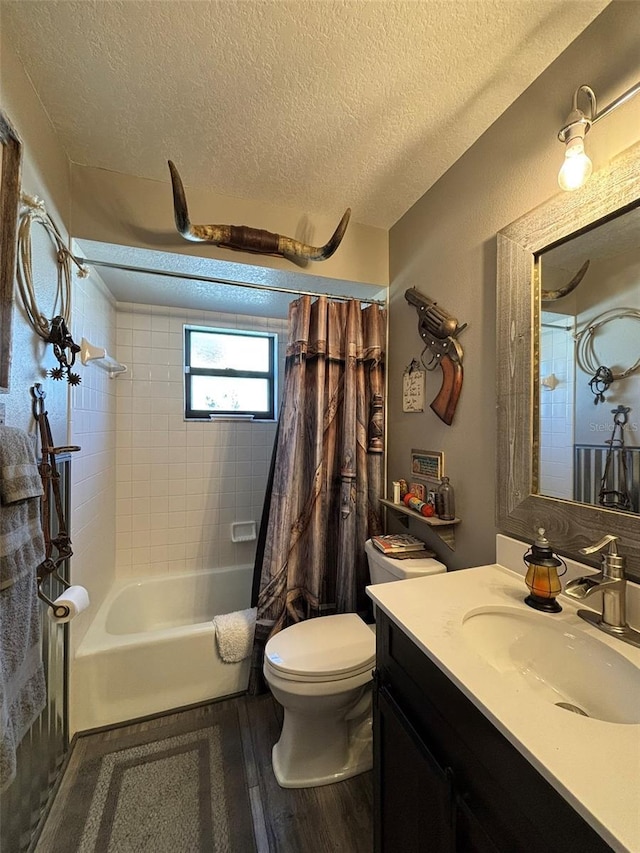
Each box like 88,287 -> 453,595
39,701 -> 256,853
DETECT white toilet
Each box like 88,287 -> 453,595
263,539 -> 446,788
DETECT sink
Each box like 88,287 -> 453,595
462,606 -> 640,724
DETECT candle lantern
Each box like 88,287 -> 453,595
523,528 -> 567,613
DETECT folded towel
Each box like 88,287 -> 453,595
0,572 -> 46,792
0,427 -> 45,591
0,427 -> 43,505
213,607 -> 257,663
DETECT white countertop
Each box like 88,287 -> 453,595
367,560 -> 640,853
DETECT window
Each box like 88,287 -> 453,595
184,326 -> 277,420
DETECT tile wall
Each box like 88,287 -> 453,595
539,317 -> 574,500
69,267 -> 118,653
114,303 -> 287,579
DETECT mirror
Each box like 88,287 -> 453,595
538,207 -> 639,514
496,140 -> 640,581
0,110 -> 22,392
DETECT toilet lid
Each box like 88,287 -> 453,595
265,614 -> 375,681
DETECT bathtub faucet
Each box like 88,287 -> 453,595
564,534 -> 640,649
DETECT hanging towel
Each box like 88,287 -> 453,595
0,427 -> 45,591
213,607 -> 257,663
0,426 -> 46,793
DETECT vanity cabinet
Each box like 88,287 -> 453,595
373,612 -> 612,853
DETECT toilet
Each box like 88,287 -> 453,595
263,539 -> 446,788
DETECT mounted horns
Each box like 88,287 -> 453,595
168,161 -> 350,263
541,259 -> 590,301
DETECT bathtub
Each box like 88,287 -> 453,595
72,566 -> 253,733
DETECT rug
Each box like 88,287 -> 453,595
42,702 -> 256,853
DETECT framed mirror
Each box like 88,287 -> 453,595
0,110 -> 22,392
496,140 -> 640,581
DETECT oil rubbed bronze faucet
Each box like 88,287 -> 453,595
565,534 -> 640,649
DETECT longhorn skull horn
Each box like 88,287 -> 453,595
168,161 -> 350,262
541,259 -> 590,301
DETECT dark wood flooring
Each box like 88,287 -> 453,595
34,694 -> 374,853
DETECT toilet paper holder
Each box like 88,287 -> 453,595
36,562 -> 73,619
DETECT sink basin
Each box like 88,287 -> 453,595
462,606 -> 640,724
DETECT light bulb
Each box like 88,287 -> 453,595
558,136 -> 592,191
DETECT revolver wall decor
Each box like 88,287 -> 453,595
404,288 -> 466,425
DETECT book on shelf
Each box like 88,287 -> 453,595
371,534 -> 427,553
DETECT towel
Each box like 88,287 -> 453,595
0,427 -> 43,504
213,607 -> 257,663
0,426 -> 46,792
0,427 -> 45,591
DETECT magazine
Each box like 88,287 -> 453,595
371,534 -> 427,553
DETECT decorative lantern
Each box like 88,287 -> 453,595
523,528 -> 567,613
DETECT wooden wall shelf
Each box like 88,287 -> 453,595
379,498 -> 460,551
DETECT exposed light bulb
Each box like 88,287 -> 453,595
558,136 -> 592,191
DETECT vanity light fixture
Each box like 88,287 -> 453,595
557,81 -> 640,191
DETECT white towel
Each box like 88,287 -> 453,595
213,607 -> 257,663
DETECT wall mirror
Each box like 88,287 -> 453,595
497,140 -> 640,581
0,110 -> 22,392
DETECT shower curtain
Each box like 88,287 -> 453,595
249,295 -> 386,693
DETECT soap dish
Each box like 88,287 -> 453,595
231,521 -> 257,543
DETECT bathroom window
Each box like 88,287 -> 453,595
184,326 -> 277,420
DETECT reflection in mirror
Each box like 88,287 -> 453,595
538,207 -> 640,514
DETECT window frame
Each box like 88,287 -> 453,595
184,325 -> 277,421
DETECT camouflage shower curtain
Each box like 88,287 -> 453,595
249,295 -> 386,692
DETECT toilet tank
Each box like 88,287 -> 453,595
365,539 -> 446,583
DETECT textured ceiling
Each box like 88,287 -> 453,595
2,0 -> 609,230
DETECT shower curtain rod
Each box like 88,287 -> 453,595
77,257 -> 388,306
541,322 -> 573,330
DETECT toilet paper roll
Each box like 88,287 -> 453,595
47,585 -> 90,623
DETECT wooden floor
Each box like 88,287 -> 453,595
35,693 -> 374,853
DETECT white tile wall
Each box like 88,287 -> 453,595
115,303 -> 287,579
69,268 -> 118,654
539,319 -> 575,500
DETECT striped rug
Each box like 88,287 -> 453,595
38,701 -> 256,852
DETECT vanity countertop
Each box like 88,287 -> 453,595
367,563 -> 640,853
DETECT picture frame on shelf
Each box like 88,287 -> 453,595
410,449 -> 443,484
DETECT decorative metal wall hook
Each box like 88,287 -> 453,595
31,384 -> 80,614
588,365 -> 614,404
36,561 -> 72,618
45,315 -> 82,385
598,404 -> 633,511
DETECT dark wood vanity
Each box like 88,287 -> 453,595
373,611 -> 613,853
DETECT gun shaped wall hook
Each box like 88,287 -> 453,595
404,288 -> 466,425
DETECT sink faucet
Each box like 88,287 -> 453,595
564,534 -> 640,649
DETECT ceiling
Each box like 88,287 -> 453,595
1,0 -> 609,314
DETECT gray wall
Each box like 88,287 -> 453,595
387,2 -> 640,569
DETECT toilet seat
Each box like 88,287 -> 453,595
265,614 -> 375,683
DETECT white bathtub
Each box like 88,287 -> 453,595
72,566 -> 253,732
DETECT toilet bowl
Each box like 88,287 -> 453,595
263,540 -> 446,788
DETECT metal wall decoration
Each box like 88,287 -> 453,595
0,111 -> 23,392
168,161 -> 351,264
16,195 -> 88,385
